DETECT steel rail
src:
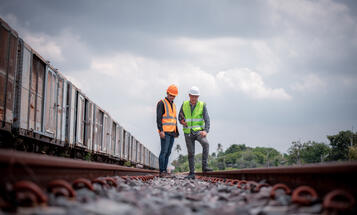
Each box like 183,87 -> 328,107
0,149 -> 158,186
196,162 -> 357,197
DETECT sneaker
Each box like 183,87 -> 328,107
185,174 -> 195,180
202,167 -> 213,172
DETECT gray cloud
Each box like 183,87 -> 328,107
1,0 -> 356,156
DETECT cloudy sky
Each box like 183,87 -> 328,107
1,0 -> 356,160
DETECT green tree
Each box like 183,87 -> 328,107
253,147 -> 281,167
253,151 -> 265,165
225,144 -> 247,154
348,146 -> 357,160
171,154 -> 189,173
217,156 -> 226,170
328,131 -> 353,161
172,136 -> 339,172
300,141 -> 330,163
287,141 -> 331,164
224,152 -> 239,167
287,141 -> 303,165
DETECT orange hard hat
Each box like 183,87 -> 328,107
167,84 -> 178,96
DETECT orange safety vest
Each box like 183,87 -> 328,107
161,98 -> 177,132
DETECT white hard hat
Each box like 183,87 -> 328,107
189,86 -> 200,96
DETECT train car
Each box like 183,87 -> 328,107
110,120 -> 116,157
154,156 -> 159,169
152,153 -> 158,169
142,146 -> 146,166
147,148 -> 150,167
103,113 -> 112,155
128,133 -> 133,162
117,125 -> 124,159
137,141 -> 142,165
66,82 -> 76,146
147,148 -> 151,167
145,147 -> 149,167
12,40 -> 34,138
94,107 -> 111,155
150,152 -> 154,169
122,129 -> 129,161
129,136 -> 133,162
131,136 -> 137,163
148,152 -> 152,167
128,135 -> 132,162
113,122 -> 121,159
19,45 -> 46,137
73,88 -> 95,151
1,17 -> 159,170
0,18 -> 18,135
83,98 -> 95,151
55,73 -> 67,145
139,142 -> 144,165
125,130 -> 130,161
10,26 -> 94,151
12,38 -> 62,144
93,104 -> 105,153
43,65 -> 59,140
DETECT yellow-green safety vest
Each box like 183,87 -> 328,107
182,101 -> 205,134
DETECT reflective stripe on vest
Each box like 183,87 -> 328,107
161,98 -> 177,132
182,100 -> 204,134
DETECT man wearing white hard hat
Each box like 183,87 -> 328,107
179,86 -> 212,179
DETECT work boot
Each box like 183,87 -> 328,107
159,172 -> 166,178
185,173 -> 195,180
202,167 -> 213,172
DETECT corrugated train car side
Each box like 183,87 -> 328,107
0,17 -> 159,170
0,18 -> 18,135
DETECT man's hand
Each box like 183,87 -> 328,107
159,131 -> 165,139
200,131 -> 207,138
181,120 -> 187,127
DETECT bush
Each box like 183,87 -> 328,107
348,146 -> 357,160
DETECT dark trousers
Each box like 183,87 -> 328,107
184,133 -> 209,174
159,133 -> 175,173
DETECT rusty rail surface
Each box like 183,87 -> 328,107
196,162 -> 357,197
0,149 -> 158,186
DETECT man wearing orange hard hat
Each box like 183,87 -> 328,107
156,84 -> 179,177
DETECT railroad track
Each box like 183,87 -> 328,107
197,162 -> 357,197
0,149 -> 158,209
1,149 -> 356,213
0,149 -> 158,185
196,162 -> 357,211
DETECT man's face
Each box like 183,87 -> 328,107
189,94 -> 199,105
167,93 -> 176,102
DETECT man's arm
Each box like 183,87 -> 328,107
156,100 -> 164,132
202,103 -> 210,133
178,104 -> 187,127
174,122 -> 180,137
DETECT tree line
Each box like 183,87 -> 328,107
171,130 -> 357,172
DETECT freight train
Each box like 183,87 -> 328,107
0,17 -> 158,170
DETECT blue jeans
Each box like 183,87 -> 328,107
159,133 -> 175,173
